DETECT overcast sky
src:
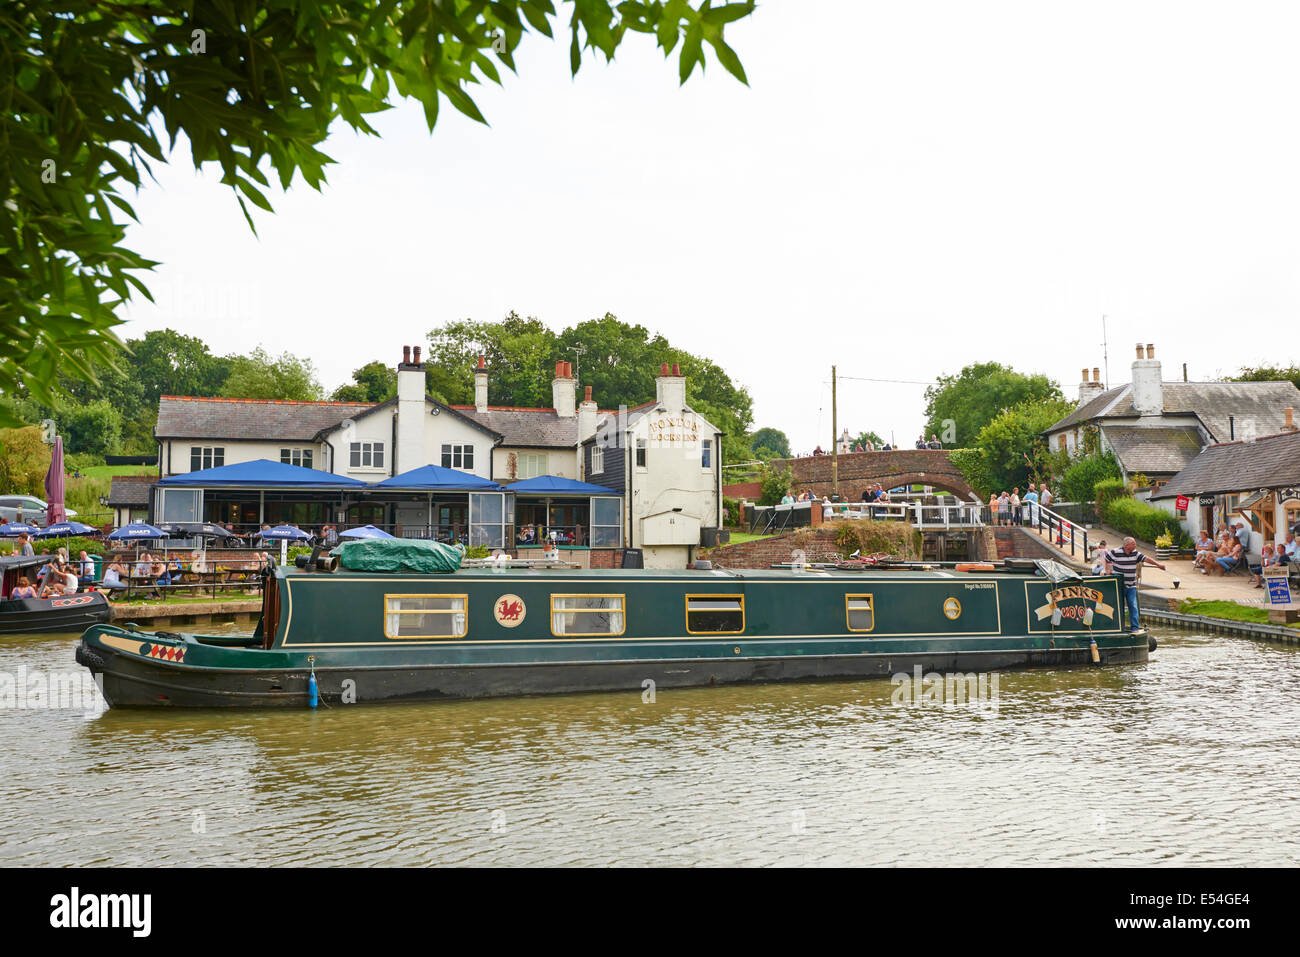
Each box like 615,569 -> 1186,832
121,0 -> 1300,455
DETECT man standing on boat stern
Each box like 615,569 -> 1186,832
1104,536 -> 1166,633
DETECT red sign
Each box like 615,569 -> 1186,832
1176,495 -> 1190,511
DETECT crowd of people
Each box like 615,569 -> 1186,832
987,483 -> 1053,526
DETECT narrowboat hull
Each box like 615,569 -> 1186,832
1,593 -> 112,635
75,566 -> 1148,708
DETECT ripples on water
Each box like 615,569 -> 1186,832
1,625 -> 1297,866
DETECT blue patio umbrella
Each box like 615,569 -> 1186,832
35,521 -> 99,538
0,522 -> 40,537
261,524 -> 312,541
339,524 -> 394,540
107,522 -> 168,541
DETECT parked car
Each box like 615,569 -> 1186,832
0,495 -> 78,526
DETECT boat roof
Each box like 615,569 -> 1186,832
279,564 -> 1060,581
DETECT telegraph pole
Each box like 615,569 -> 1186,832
831,364 -> 838,498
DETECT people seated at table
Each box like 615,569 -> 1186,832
1283,533 -> 1298,565
77,550 -> 95,583
101,561 -> 128,590
9,576 -> 38,600
518,524 -> 538,544
1193,530 -> 1214,561
134,552 -> 153,579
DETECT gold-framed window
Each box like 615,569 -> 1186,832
685,594 -> 745,635
384,594 -> 468,639
550,594 -> 626,636
845,594 -> 875,632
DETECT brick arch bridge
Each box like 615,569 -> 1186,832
772,450 -> 976,501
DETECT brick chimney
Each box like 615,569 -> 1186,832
1285,407 -> 1296,432
474,355 -> 488,413
1131,342 -> 1163,416
395,344 -> 426,474
1077,367 -> 1105,407
552,360 -> 576,418
655,361 -> 686,412
578,385 -> 598,442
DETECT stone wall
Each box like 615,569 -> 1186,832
701,527 -> 842,568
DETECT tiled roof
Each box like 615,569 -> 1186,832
107,475 -> 153,506
1102,425 -> 1204,476
156,396 -> 374,441
1046,380 -> 1300,442
455,408 -> 580,448
1150,428 -> 1300,499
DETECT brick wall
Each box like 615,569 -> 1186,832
774,450 -> 974,501
722,480 -> 762,500
701,527 -> 842,568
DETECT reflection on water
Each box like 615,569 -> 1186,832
1,623 -> 1298,866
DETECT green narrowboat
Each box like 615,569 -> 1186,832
75,555 -> 1149,709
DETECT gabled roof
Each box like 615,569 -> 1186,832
156,395 -> 374,441
156,459 -> 367,488
326,396 -> 501,441
1102,425 -> 1204,476
107,475 -> 153,507
453,407 -> 576,448
1151,429 -> 1300,499
1046,380 -> 1300,443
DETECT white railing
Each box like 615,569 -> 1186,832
907,501 -> 987,528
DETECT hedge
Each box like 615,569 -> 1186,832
1057,452 -> 1121,503
832,519 -> 922,560
1101,497 -> 1190,547
1093,478 -> 1128,518
723,497 -> 741,527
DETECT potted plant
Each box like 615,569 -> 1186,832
1154,531 -> 1175,560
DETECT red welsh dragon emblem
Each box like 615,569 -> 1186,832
494,594 -> 526,628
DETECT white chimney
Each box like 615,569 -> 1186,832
578,385 -> 598,443
474,355 -> 488,413
396,345 -> 426,474
1131,342 -> 1163,416
552,360 -> 575,418
1077,367 -> 1105,407
655,362 -> 686,412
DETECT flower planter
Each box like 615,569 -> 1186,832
1155,547 -> 1175,560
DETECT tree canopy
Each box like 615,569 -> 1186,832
1,0 -> 756,426
923,362 -> 1064,449
425,311 -> 755,462
750,427 -> 790,459
948,398 -> 1074,496
1230,364 -> 1300,391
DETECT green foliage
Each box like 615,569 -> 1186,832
29,535 -> 108,558
1102,497 -> 1188,546
331,361 -> 398,403
0,426 -> 51,496
1,1 -> 756,426
1230,364 -> 1300,391
850,431 -> 885,449
1057,452 -> 1121,503
464,545 -> 491,560
923,362 -> 1064,449
61,400 -> 123,456
948,398 -> 1074,496
425,311 -> 754,462
757,464 -> 793,506
722,497 -> 741,527
221,347 -> 322,401
831,519 -> 921,560
750,427 -> 790,459
1093,478 -> 1129,518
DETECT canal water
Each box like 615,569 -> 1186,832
1,624 -> 1296,866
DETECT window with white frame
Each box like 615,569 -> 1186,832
635,439 -> 646,469
517,452 -> 547,479
701,439 -> 712,469
349,441 -> 384,469
442,444 -> 474,470
591,444 -> 604,474
551,594 -> 625,636
590,496 -> 622,547
190,446 -> 225,471
469,492 -> 504,548
281,448 -> 314,469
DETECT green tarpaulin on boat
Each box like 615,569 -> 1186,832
330,538 -> 464,574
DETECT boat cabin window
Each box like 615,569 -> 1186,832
845,594 -> 874,632
551,594 -> 625,636
384,594 -> 468,639
685,595 -> 745,634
